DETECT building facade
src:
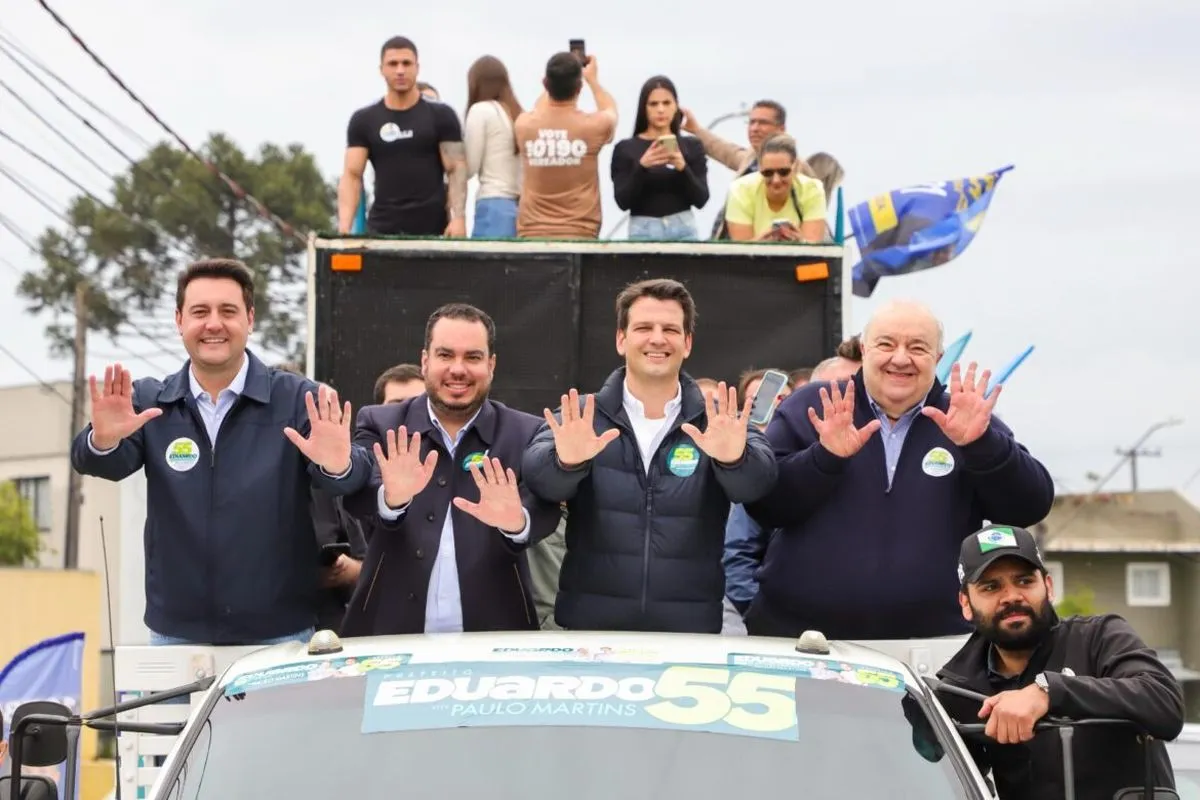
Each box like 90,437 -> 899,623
0,380 -> 124,650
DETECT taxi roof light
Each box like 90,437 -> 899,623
307,629 -> 344,656
795,629 -> 830,655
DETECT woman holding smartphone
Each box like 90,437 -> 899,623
723,134 -> 827,243
464,55 -> 524,238
610,76 -> 709,240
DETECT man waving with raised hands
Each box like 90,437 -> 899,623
522,278 -> 777,634
71,258 -> 371,647
338,302 -> 563,637
745,299 -> 1054,641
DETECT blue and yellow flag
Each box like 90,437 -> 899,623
848,165 -> 1013,298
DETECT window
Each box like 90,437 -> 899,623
1044,560 -> 1065,604
162,664 -> 974,800
14,476 -> 52,530
1126,562 -> 1171,607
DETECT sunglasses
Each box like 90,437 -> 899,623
761,167 -> 792,180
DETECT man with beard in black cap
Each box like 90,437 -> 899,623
935,524 -> 1185,800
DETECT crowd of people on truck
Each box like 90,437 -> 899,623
336,36 -> 842,243
62,255 -> 1190,797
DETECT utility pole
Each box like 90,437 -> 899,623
1115,445 -> 1162,493
64,280 -> 88,569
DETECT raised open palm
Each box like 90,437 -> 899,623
283,385 -> 354,474
807,380 -> 881,458
681,382 -> 753,464
543,389 -> 620,468
921,361 -> 1000,446
89,363 -> 163,449
452,456 -> 526,533
373,426 -> 439,509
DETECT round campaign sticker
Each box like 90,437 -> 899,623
921,447 -> 955,477
667,444 -> 700,477
462,451 -> 487,471
165,437 -> 201,472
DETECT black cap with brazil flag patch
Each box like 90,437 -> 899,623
957,524 -> 1046,587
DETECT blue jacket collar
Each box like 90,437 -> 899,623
157,349 -> 272,405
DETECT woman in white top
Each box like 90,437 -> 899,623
464,56 -> 524,238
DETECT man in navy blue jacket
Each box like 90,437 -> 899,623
746,299 -> 1054,640
71,258 -> 372,646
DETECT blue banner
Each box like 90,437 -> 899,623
848,165 -> 1013,298
0,632 -> 85,788
360,659 -> 905,742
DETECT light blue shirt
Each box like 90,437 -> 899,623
188,354 -> 251,446
376,399 -> 531,633
866,392 -> 926,491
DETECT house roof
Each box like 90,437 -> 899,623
1033,490 -> 1200,553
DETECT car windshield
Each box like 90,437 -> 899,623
162,653 -> 974,799
1177,769 -> 1200,800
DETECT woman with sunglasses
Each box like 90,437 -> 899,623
723,134 -> 827,243
610,76 -> 709,240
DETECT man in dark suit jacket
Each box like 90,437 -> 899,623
340,302 -> 563,635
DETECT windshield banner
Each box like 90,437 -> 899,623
361,660 -> 901,741
224,653 -> 412,696
726,653 -> 906,691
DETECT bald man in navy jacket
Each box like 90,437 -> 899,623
746,300 -> 1054,640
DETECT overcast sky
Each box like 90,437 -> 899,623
1,0 -> 1198,503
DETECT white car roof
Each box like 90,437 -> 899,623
216,629 -> 920,689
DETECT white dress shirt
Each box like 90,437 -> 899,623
376,399 -> 531,632
622,380 -> 683,473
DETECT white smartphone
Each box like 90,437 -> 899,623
748,369 -> 791,428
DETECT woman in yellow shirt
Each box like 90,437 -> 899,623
723,134 -> 828,243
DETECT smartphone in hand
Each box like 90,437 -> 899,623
748,369 -> 791,428
569,39 -> 588,65
319,542 -> 352,567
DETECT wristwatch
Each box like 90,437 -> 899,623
1034,672 -> 1050,693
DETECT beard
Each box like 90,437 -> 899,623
971,599 -> 1057,651
427,375 -> 489,419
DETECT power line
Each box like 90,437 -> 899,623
0,212 -> 175,373
0,23 -> 153,149
0,158 -> 73,226
0,60 -> 302,314
33,0 -> 307,245
0,126 -> 110,206
0,74 -> 128,188
0,211 -> 39,250
0,339 -> 71,404
0,94 -> 299,315
0,163 -> 185,362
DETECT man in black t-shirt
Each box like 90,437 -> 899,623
336,36 -> 467,237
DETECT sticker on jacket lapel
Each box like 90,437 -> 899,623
667,444 -> 700,477
921,447 -> 955,477
165,437 -> 200,472
462,451 -> 488,471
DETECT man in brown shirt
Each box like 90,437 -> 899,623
515,52 -> 618,239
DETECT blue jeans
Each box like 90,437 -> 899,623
472,196 -> 518,238
628,209 -> 698,241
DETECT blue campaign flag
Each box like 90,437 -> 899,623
352,187 -> 368,235
936,331 -> 973,385
848,165 -> 1013,298
0,632 -> 86,788
986,345 -> 1034,399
